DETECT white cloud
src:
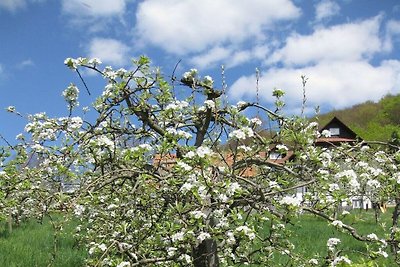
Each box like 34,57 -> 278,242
268,16 -> 383,66
190,46 -> 232,69
61,0 -> 127,17
314,0 -> 340,22
189,44 -> 270,70
0,0 -> 44,12
384,19 -> 400,51
228,45 -> 270,68
88,38 -> 130,66
17,59 -> 35,69
0,0 -> 25,12
229,60 -> 400,112
135,0 -> 301,55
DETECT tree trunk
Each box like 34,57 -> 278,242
391,197 -> 400,255
193,239 -> 219,267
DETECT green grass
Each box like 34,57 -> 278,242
0,215 -> 86,267
0,209 -> 397,266
284,209 -> 396,266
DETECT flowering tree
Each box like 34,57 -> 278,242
1,56 -> 400,266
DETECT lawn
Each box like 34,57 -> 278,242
0,209 -> 397,266
281,208 -> 396,266
0,215 -> 86,267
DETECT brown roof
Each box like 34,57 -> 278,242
315,137 -> 357,143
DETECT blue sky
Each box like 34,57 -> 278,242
1,0 -> 400,144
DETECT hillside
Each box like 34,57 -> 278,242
314,94 -> 400,141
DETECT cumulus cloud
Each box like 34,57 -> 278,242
191,44 -> 270,70
314,0 -> 340,22
87,38 -> 130,66
268,16 -> 383,66
229,14 -> 400,113
61,0 -> 126,17
229,60 -> 400,112
135,0 -> 301,55
384,19 -> 400,51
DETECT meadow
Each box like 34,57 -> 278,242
0,209 -> 396,266
0,215 -> 86,267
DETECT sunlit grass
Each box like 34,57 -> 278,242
0,215 -> 86,267
285,208 -> 396,266
0,209 -> 397,266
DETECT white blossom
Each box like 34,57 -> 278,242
190,210 -> 207,219
377,248 -> 388,258
116,262 -> 131,267
329,183 -> 340,192
167,247 -> 178,257
235,226 -> 255,240
331,256 -> 351,266
367,233 -> 378,240
184,151 -> 196,159
226,231 -> 236,245
177,130 -> 192,139
98,243 -> 107,252
269,181 -> 280,189
280,196 -> 301,207
249,117 -> 262,126
197,232 -> 211,243
367,179 -> 381,189
321,129 -> 331,137
88,58 -> 102,66
171,231 -> 185,242
327,238 -> 341,251
227,182 -> 241,196
236,101 -> 247,108
196,146 -> 212,158
204,100 -> 215,110
229,127 -> 254,140
331,220 -> 344,228
342,210 -> 350,215
74,204 -> 85,216
179,254 -> 192,264
177,161 -> 192,171
6,106 -> 16,112
276,144 -> 288,151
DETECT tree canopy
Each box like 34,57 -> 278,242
1,56 -> 400,266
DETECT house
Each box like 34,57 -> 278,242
314,116 -> 371,210
315,116 -> 360,148
154,117 -> 372,210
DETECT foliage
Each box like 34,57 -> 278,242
0,56 -> 400,266
316,94 -> 400,141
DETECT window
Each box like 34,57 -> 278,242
269,152 -> 282,159
329,127 -> 340,136
352,199 -> 361,208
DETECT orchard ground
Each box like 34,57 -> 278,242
0,209 -> 395,266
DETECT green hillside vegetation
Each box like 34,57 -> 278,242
314,94 -> 400,141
